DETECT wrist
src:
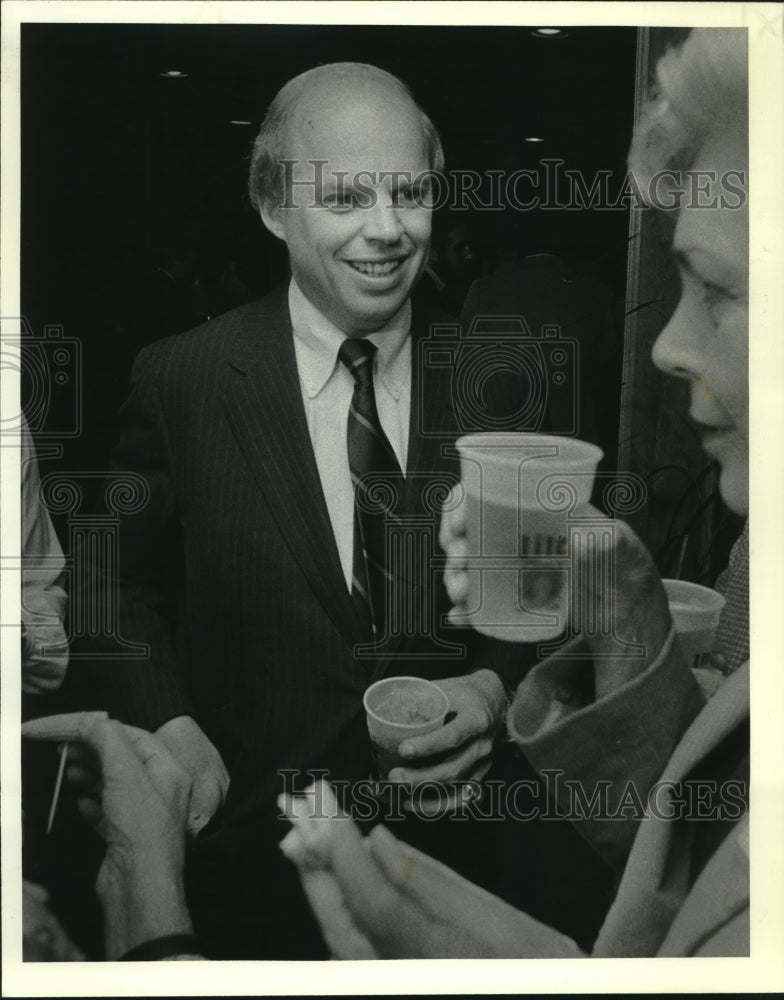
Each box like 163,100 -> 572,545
119,934 -> 203,961
470,668 -> 510,720
98,857 -> 192,960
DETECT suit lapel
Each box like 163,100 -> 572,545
220,292 -> 461,676
658,815 -> 749,955
658,662 -> 749,784
221,290 -> 357,647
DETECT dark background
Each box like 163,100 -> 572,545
21,22 -> 638,480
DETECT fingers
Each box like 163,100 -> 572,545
391,674 -> 499,783
438,488 -> 466,551
443,537 -> 470,607
278,784 -> 429,958
76,797 -> 103,828
214,757 -> 231,795
25,713 -> 194,834
389,735 -> 492,784
186,771 -> 225,838
440,491 -> 470,614
120,725 -> 189,786
397,677 -> 494,760
65,764 -> 102,793
398,707 -> 483,761
325,822 -> 414,954
365,824 -> 413,887
119,725 -> 193,826
22,711 -> 109,743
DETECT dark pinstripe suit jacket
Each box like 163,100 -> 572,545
96,286 -> 522,821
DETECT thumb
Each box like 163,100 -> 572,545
186,773 -> 223,837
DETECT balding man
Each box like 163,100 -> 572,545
84,63 -> 523,957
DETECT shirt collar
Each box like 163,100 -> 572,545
289,279 -> 411,400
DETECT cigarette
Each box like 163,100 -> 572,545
46,743 -> 68,834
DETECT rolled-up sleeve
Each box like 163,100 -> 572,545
508,628 -> 705,869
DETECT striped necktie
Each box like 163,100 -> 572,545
338,337 -> 403,642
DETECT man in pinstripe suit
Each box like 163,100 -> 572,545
91,63 -> 527,957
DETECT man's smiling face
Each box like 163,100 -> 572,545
262,76 -> 433,336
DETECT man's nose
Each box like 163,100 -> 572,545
651,297 -> 701,382
361,198 -> 404,242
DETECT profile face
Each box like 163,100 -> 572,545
262,79 -> 432,336
651,133 -> 749,515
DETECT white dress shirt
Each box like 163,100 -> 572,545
289,280 -> 412,591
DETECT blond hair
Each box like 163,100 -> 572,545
629,29 -> 748,192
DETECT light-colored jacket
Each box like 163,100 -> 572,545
510,632 -> 749,957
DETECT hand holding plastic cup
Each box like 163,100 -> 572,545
454,433 -> 603,642
363,676 -> 449,780
662,579 -> 726,669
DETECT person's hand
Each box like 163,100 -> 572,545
387,670 -> 507,786
155,715 -> 230,836
22,711 -> 194,958
279,780 -> 581,959
439,488 -> 672,700
439,489 -> 472,624
569,513 -> 671,697
23,881 -> 85,961
21,618 -> 68,694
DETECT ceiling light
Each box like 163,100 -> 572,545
531,28 -> 567,38
160,70 -> 188,78
525,136 -> 544,143
230,120 -> 253,126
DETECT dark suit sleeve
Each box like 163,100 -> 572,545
88,347 -> 194,729
507,628 -> 705,870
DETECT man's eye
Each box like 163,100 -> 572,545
399,184 -> 431,207
324,194 -> 357,211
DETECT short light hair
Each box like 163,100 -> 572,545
248,62 -> 445,214
629,29 -> 748,193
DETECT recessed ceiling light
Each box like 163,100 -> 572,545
525,136 -> 544,143
160,70 -> 189,78
531,28 -> 567,38
230,120 -> 253,126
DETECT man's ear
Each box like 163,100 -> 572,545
260,201 -> 287,242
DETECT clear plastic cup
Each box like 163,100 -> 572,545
455,433 -> 603,641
